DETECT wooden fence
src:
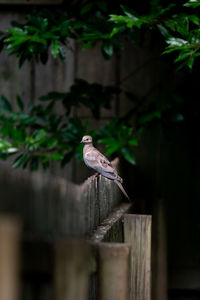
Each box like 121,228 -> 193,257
0,163 -> 152,300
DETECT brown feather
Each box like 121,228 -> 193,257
114,180 -> 130,201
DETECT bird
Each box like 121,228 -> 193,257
80,135 -> 130,200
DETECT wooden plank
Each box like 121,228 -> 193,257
0,215 -> 21,300
98,242 -> 131,300
54,240 -> 91,300
124,214 -> 152,300
90,202 -> 132,243
152,198 -> 167,300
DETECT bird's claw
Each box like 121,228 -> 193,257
93,173 -> 99,178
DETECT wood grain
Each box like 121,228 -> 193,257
54,240 -> 91,300
0,164 -> 121,239
0,215 -> 21,300
124,214 -> 152,300
98,243 -> 131,300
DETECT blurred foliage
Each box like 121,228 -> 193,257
0,79 -> 184,169
0,0 -> 189,170
0,0 -> 200,69
0,79 -> 121,170
109,2 -> 200,70
97,118 -> 139,165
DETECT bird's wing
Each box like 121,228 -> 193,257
84,147 -> 118,179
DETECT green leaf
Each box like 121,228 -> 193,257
166,37 -> 188,47
49,153 -> 63,160
110,27 -> 122,37
80,2 -> 94,15
51,39 -> 60,58
103,43 -> 113,57
157,24 -> 171,38
39,91 -> 67,101
0,139 -> 13,150
184,0 -> 200,8
121,147 -> 136,165
47,138 -> 57,149
61,151 -> 74,167
30,156 -> 39,171
139,110 -> 161,124
189,15 -> 200,25
19,113 -> 36,125
128,138 -> 138,146
97,1 -> 107,11
99,137 -> 119,146
169,113 -> 184,122
120,5 -> 137,19
105,143 -> 120,155
187,56 -> 194,69
1,96 -> 12,112
42,160 -> 49,171
12,153 -> 30,168
16,95 -> 24,111
174,51 -> 190,63
59,45 -> 66,61
0,139 -> 19,155
35,129 -> 46,141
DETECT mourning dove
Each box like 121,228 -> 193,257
80,135 -> 130,200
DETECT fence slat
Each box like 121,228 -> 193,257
98,243 -> 130,300
124,214 -> 152,300
0,215 -> 21,300
54,240 -> 91,300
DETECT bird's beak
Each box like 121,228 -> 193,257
80,139 -> 83,143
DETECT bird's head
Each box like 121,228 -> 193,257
80,135 -> 93,144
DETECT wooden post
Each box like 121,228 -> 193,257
124,214 -> 152,300
98,242 -> 131,300
0,215 -> 21,300
54,240 -> 91,300
152,199 -> 167,300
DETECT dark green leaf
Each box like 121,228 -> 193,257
49,153 -> 63,160
12,153 -> 30,168
1,96 -> 12,112
120,147 -> 136,165
80,2 -> 94,15
103,43 -> 113,57
128,138 -> 138,146
42,160 -> 49,171
61,151 -> 74,167
184,0 -> 200,8
16,95 -> 24,111
30,156 -> 39,171
51,39 -> 60,58
0,138 -> 12,150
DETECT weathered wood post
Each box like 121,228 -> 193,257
124,214 -> 152,300
98,242 -> 131,300
152,199 -> 167,300
0,215 -> 21,300
54,240 -> 91,300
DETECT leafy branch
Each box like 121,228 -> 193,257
0,1 -> 189,171
0,76 -> 184,170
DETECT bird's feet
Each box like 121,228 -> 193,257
93,173 -> 99,178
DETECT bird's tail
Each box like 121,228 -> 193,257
114,180 -> 131,201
